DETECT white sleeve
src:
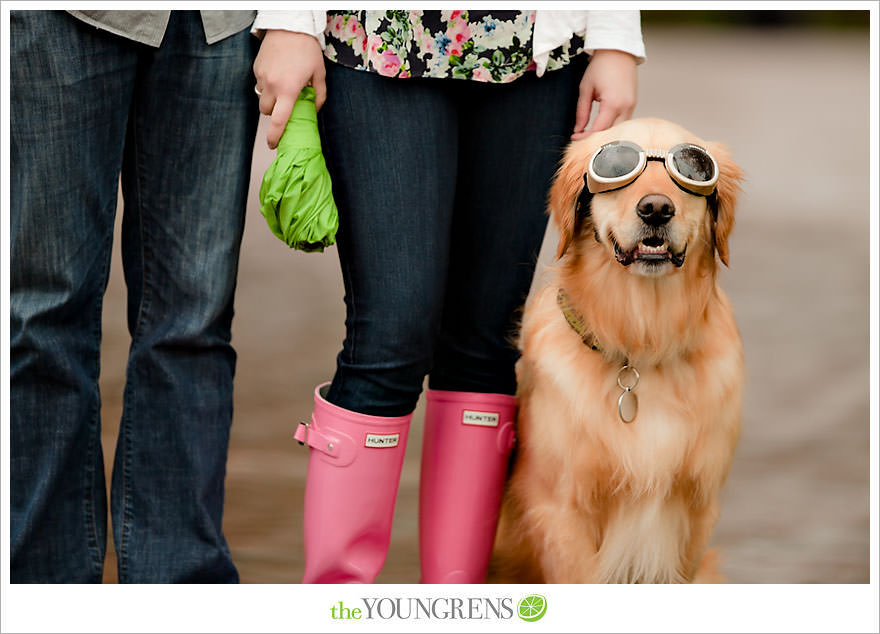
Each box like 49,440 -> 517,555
251,10 -> 327,48
583,11 -> 646,62
533,10 -> 645,77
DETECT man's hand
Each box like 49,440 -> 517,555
253,30 -> 326,149
571,50 -> 638,141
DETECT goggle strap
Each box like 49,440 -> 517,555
577,174 -> 593,216
707,190 -> 719,222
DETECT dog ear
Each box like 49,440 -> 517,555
706,142 -> 744,267
549,145 -> 593,259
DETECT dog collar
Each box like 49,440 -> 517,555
556,288 -> 640,424
557,288 -> 602,352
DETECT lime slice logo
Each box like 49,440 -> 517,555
517,594 -> 547,622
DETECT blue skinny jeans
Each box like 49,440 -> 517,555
318,57 -> 586,417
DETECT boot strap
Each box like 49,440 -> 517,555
294,420 -> 357,466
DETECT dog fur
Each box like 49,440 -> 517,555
490,118 -> 745,584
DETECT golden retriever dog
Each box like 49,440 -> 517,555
490,118 -> 744,584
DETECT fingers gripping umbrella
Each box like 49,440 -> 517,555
259,87 -> 338,252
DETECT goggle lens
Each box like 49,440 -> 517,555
670,145 -> 716,183
591,142 -> 642,179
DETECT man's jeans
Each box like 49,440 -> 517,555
10,11 -> 259,582
319,59 -> 585,417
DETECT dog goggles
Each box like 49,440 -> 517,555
586,141 -> 719,196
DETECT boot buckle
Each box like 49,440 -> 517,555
295,421 -> 310,445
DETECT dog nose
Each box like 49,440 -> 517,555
636,194 -> 676,226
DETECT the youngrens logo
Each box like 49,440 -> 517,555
329,595 -> 546,622
331,597 -> 512,621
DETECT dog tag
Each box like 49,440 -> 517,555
616,365 -> 640,424
618,389 -> 638,423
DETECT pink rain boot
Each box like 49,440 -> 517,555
294,383 -> 412,583
418,389 -> 517,583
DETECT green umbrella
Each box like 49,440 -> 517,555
259,87 -> 338,252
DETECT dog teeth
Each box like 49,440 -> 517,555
638,244 -> 668,253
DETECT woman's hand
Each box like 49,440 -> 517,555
571,49 -> 638,140
253,30 -> 327,149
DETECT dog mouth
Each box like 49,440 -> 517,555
611,234 -> 687,268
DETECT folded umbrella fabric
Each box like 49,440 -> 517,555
259,87 -> 338,252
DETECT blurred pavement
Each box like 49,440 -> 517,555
98,25 -> 871,583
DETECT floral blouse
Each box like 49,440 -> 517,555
323,10 -> 585,83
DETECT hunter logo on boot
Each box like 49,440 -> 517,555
461,410 -> 500,427
364,433 -> 400,448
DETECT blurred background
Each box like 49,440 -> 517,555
97,10 -> 871,583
